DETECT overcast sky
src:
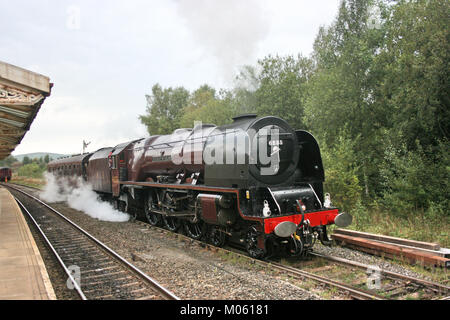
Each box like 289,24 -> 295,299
1,0 -> 340,156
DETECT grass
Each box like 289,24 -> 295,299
7,174 -> 45,189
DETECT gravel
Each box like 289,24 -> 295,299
19,187 -> 317,300
20,203 -> 81,300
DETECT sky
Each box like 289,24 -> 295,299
0,0 -> 341,156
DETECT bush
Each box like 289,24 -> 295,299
321,133 -> 362,212
379,140 -> 449,217
351,200 -> 371,228
18,163 -> 46,179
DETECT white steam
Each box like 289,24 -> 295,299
40,172 -> 67,202
40,172 -> 130,222
176,0 -> 270,84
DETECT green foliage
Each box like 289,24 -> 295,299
350,200 -> 371,228
179,86 -> 234,127
254,55 -> 312,128
18,163 -> 46,179
304,0 -> 449,215
139,84 -> 190,135
380,140 -> 449,216
22,156 -> 31,165
321,133 -> 362,212
376,0 -> 450,150
305,0 -> 390,197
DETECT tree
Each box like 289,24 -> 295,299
18,163 -> 45,179
375,0 -> 449,150
304,0 -> 449,213
321,132 -> 363,212
305,0 -> 389,197
255,55 -> 313,129
230,65 -> 259,115
22,156 -> 31,165
179,86 -> 234,128
139,84 -> 189,135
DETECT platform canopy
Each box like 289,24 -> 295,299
0,61 -> 52,160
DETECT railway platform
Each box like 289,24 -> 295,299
0,186 -> 56,299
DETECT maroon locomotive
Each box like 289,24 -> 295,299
48,115 -> 352,258
0,167 -> 12,182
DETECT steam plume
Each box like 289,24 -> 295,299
176,0 -> 270,84
40,172 -> 130,222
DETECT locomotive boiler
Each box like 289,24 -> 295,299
48,114 -> 352,258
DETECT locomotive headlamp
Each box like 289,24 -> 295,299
246,190 -> 250,199
334,212 -> 353,228
274,221 -> 297,238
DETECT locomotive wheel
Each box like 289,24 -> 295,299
208,226 -> 227,247
245,227 -> 266,259
184,221 -> 204,240
146,211 -> 162,226
144,193 -> 162,226
118,201 -> 127,213
163,216 -> 181,232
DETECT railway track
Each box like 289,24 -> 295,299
4,183 -> 179,300
332,229 -> 450,268
7,182 -> 449,300
292,252 -> 449,300
131,221 -> 388,300
309,252 -> 450,297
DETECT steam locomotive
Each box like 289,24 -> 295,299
48,114 -> 352,258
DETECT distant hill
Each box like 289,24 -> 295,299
12,152 -> 67,162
